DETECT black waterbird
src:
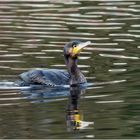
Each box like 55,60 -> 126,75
17,40 -> 91,87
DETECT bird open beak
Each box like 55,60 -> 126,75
72,41 -> 91,55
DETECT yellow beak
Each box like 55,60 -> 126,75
72,41 -> 91,55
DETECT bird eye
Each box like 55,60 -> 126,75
72,44 -> 77,48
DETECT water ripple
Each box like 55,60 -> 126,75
128,30 -> 140,33
0,66 -> 10,69
23,52 -> 45,55
85,47 -> 125,52
79,56 -> 91,60
0,60 -> 25,63
95,100 -> 124,104
0,54 -> 22,57
42,49 -> 63,52
99,53 -> 139,60
67,22 -> 125,26
93,43 -> 118,46
36,56 -> 55,59
94,79 -> 126,86
129,5 -> 140,8
99,2 -> 136,6
109,33 -> 135,37
0,50 -> 8,53
77,26 -> 122,30
114,39 -> 134,42
113,63 -> 127,66
108,69 -> 127,72
0,103 -> 20,106
0,97 -> 26,101
86,11 -> 132,16
107,17 -> 140,21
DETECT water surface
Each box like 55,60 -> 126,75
0,0 -> 140,139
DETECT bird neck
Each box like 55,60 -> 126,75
66,57 -> 86,85
68,58 -> 79,75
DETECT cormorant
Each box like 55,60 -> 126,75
17,40 -> 91,87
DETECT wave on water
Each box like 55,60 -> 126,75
0,81 -> 95,90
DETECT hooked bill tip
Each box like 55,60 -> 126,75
86,41 -> 91,45
78,41 -> 91,49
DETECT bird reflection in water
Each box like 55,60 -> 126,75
20,84 -> 94,131
66,85 -> 94,131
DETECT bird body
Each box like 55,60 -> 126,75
19,69 -> 70,86
17,40 -> 91,87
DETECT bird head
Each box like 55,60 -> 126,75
64,40 -> 91,59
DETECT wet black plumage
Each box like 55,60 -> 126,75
17,40 -> 91,87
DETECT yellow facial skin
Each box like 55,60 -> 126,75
69,45 -> 84,57
68,47 -> 81,57
70,41 -> 91,57
72,46 -> 82,56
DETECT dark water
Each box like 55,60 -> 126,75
0,0 -> 140,139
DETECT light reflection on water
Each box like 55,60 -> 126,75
0,0 -> 140,139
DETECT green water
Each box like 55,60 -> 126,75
0,0 -> 140,139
